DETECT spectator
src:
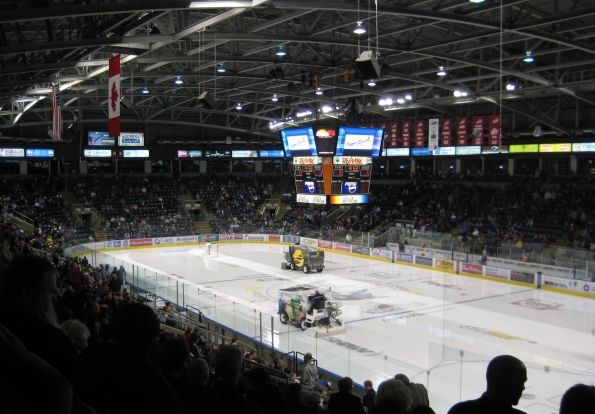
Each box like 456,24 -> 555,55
301,352 -> 318,387
374,378 -> 412,414
0,255 -> 78,381
0,322 -> 74,414
328,376 -> 365,414
78,302 -> 188,414
60,318 -> 91,354
204,344 -> 262,414
447,355 -> 527,414
559,384 -> 595,414
394,373 -> 429,409
362,379 -> 376,414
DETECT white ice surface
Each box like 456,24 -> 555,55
104,244 -> 595,414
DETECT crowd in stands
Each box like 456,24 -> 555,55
184,176 -> 277,234
0,177 -> 91,247
70,176 -> 193,239
1,174 -> 593,261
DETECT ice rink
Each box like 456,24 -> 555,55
105,243 -> 595,414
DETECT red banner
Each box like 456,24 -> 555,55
385,121 -> 399,148
472,116 -> 485,146
401,121 -> 411,147
488,114 -> 501,146
415,120 -> 425,147
441,118 -> 452,146
457,117 -> 468,146
108,55 -> 121,138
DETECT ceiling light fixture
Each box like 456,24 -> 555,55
235,102 -> 243,110
453,89 -> 469,98
404,93 -> 413,101
379,97 -> 393,106
353,21 -> 367,35
142,86 -> 150,94
437,66 -> 447,77
396,97 -> 406,104
275,46 -> 287,57
315,87 -> 323,96
217,63 -> 226,73
505,80 -> 517,91
271,94 -> 279,102
523,50 -> 535,63
469,0 -> 485,3
174,76 -> 183,85
321,104 -> 333,113
367,79 -> 376,87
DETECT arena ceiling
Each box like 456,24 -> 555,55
0,0 -> 594,145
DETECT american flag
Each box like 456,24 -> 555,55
51,83 -> 62,142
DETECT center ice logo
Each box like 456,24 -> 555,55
343,181 -> 358,194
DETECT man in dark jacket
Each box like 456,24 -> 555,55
328,377 -> 365,414
362,380 -> 376,414
447,355 -> 527,414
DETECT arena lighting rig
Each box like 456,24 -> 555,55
280,126 -> 383,205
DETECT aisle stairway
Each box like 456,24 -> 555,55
194,210 -> 214,233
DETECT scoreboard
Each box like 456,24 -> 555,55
282,126 -> 383,205
329,156 -> 372,204
293,157 -> 326,203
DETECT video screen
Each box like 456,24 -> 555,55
314,128 -> 337,155
259,149 -> 285,158
281,127 -> 317,157
88,131 -> 115,146
26,148 -> 55,158
118,132 -> 144,147
335,127 -> 383,157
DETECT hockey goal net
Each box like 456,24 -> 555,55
205,243 -> 219,257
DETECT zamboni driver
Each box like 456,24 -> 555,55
307,290 -> 326,315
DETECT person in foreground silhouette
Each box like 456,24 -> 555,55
559,383 -> 595,414
447,355 -> 527,414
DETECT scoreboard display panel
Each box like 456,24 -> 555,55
293,156 -> 325,195
330,156 -> 372,204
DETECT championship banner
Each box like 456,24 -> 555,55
108,55 -> 121,138
385,121 -> 399,148
457,117 -> 468,146
414,119 -> 425,147
51,83 -> 62,142
428,118 -> 439,150
488,114 -> 501,146
401,120 -> 412,147
441,118 -> 452,146
472,116 -> 484,146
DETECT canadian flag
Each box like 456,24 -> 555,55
108,55 -> 121,138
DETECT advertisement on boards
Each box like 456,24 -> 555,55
510,270 -> 535,284
485,266 -> 510,279
219,233 -> 244,240
461,262 -> 483,275
434,259 -> 454,270
244,234 -> 267,242
415,256 -> 433,266
333,242 -> 352,252
130,238 -> 153,247
397,253 -> 414,263
352,246 -> 371,256
318,240 -> 333,249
